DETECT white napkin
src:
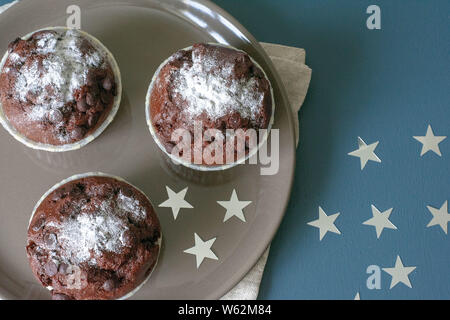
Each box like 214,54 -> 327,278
0,2 -> 312,300
222,43 -> 311,300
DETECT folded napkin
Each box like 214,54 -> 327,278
0,2 -> 312,300
222,43 -> 311,299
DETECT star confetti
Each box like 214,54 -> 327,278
348,137 -> 381,170
217,189 -> 252,222
159,186 -> 193,220
184,233 -> 218,268
363,205 -> 397,239
413,125 -> 446,157
426,201 -> 449,234
307,206 -> 341,241
382,255 -> 416,289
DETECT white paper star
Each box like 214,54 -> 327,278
159,186 -> 193,220
348,137 -> 381,170
307,206 -> 341,240
217,189 -> 252,222
382,255 -> 416,289
413,125 -> 446,156
426,201 -> 449,234
363,205 -> 397,238
354,292 -> 360,300
184,233 -> 218,268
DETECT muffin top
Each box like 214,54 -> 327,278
149,43 -> 273,165
26,175 -> 161,300
0,28 -> 117,146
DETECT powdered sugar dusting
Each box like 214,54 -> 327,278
172,47 -> 264,122
46,190 -> 149,266
8,52 -> 22,63
117,191 -> 147,220
9,29 -> 105,140
57,208 -> 129,265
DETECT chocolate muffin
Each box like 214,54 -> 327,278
146,43 -> 274,168
26,173 -> 161,300
0,27 -> 121,151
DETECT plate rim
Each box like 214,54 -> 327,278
188,0 -> 297,300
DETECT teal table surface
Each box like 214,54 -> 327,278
212,0 -> 450,300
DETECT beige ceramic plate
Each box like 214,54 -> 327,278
0,0 -> 295,299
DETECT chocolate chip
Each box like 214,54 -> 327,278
97,69 -> 107,79
70,184 -> 84,196
51,189 -> 66,201
59,202 -> 71,216
102,77 -> 113,91
121,187 -> 133,197
31,217 -> 45,232
86,92 -> 97,107
88,113 -> 99,127
48,109 -> 63,123
76,97 -> 88,112
44,261 -> 58,277
58,263 -> 68,275
229,112 -> 242,128
44,233 -> 57,248
26,92 -> 38,104
87,73 -> 96,86
102,279 -> 116,291
70,126 -> 85,140
121,230 -> 134,246
52,293 -> 71,300
94,100 -> 105,113
90,84 -> 100,96
100,91 -> 113,104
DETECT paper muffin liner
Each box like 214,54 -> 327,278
0,27 -> 122,152
28,172 -> 162,300
145,43 -> 275,172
